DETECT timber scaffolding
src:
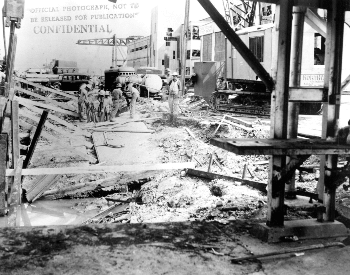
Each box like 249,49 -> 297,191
200,0 -> 350,241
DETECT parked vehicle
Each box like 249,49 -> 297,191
55,73 -> 90,91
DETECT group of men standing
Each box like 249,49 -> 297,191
77,69 -> 181,123
77,81 -> 140,122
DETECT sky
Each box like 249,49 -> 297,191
0,0 -> 224,75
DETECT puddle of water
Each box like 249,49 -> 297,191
0,198 -> 103,227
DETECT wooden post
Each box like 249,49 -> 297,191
181,0 -> 190,96
285,6 -> 306,199
0,134 -> 8,216
11,100 -> 20,168
5,22 -> 16,96
207,153 -> 214,172
321,0 -> 345,222
267,1 -> 293,227
23,110 -> 49,169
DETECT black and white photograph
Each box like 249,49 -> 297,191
1,0 -> 350,274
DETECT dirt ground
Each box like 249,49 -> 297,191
16,95 -> 343,226
2,94 -> 350,274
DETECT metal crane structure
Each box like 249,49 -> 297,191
76,34 -> 142,67
222,0 -> 257,28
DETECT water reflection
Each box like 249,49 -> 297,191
0,198 -> 102,227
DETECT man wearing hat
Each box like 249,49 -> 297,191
168,71 -> 182,124
111,83 -> 124,120
78,83 -> 89,122
128,82 -> 140,119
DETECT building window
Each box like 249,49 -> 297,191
186,67 -> 190,75
173,51 -> 176,59
187,50 -> 191,59
166,42 -> 170,47
192,26 -> 200,40
192,50 -> 200,57
314,33 -> 325,65
162,59 -> 164,65
249,36 -> 264,62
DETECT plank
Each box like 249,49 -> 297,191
289,87 -> 326,102
0,134 -> 8,216
92,128 -> 154,133
25,175 -> 61,203
210,138 -> 350,156
23,110 -> 48,169
0,97 -> 8,133
223,115 -> 252,128
19,109 -> 77,139
6,162 -> 197,176
11,100 -> 20,167
15,77 -> 77,100
187,169 -> 267,193
15,86 -> 75,111
15,96 -> 79,118
20,102 -> 79,131
304,8 -> 327,37
88,117 -> 162,129
8,158 -> 23,207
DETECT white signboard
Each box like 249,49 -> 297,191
300,74 -> 324,87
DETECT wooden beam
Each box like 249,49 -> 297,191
286,6 -> 306,199
15,86 -> 75,111
15,96 -> 79,118
321,0 -> 346,222
210,138 -> 350,155
267,0 -> 293,227
23,110 -> 49,169
341,74 -> 350,91
19,101 -> 79,131
5,23 -> 16,97
289,87 -> 326,102
197,0 -> 274,91
187,168 -> 267,192
15,77 -> 77,101
8,159 -> 22,205
0,134 -> 8,216
11,100 -> 20,168
248,0 -> 330,10
19,109 -> 77,140
92,129 -> 154,133
25,175 -> 61,203
6,162 -> 197,176
7,158 -> 23,227
0,97 -> 8,133
305,8 -> 327,38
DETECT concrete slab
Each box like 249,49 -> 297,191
92,118 -> 163,165
250,219 -> 350,243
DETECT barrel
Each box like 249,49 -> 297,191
143,75 -> 162,92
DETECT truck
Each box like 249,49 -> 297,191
51,60 -> 78,74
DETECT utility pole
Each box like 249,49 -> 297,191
181,0 -> 190,96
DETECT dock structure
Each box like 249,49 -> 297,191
199,0 -> 350,241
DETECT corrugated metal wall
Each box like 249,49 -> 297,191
214,32 -> 225,61
202,34 -> 212,61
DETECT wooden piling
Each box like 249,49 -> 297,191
321,0 -> 345,222
267,0 -> 293,227
23,110 -> 49,169
285,6 -> 306,199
